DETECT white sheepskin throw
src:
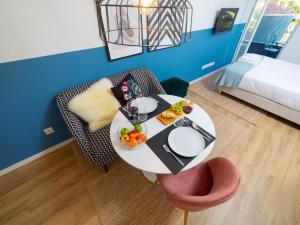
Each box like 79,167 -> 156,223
68,78 -> 121,132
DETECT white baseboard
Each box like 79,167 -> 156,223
0,138 -> 74,177
189,67 -> 224,84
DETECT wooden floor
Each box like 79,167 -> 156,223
1,76 -> 300,225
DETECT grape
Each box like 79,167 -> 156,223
171,101 -> 186,115
178,100 -> 187,106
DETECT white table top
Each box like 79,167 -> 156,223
110,95 -> 216,174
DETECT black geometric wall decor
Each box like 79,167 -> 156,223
147,0 -> 193,51
96,0 -> 193,52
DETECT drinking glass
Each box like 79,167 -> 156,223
138,112 -> 148,122
174,117 -> 188,127
126,99 -> 139,124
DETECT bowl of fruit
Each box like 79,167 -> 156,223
117,123 -> 148,149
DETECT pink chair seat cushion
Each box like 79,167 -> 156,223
157,157 -> 240,212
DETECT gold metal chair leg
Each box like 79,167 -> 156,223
184,210 -> 189,225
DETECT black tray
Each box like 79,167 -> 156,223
119,95 -> 171,125
146,117 -> 215,174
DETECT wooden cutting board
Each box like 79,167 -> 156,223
156,109 -> 183,125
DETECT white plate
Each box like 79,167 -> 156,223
168,127 -> 205,157
131,97 -> 158,114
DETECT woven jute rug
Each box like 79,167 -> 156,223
84,103 -> 252,225
87,159 -> 183,225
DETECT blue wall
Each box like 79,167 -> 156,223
0,24 -> 244,170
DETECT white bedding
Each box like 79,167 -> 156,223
238,56 -> 300,112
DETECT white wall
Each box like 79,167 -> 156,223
193,0 -> 256,31
0,0 -> 101,63
279,25 -> 300,64
0,0 -> 255,63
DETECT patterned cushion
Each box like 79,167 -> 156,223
56,68 -> 166,167
111,74 -> 143,106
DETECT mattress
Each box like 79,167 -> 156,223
239,56 -> 300,112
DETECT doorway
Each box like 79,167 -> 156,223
234,0 -> 300,61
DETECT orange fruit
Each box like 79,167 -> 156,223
129,132 -> 138,139
136,134 -> 147,142
127,138 -> 138,149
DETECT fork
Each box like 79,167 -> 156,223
163,145 -> 185,166
122,106 -> 130,115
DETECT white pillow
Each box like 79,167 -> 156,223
68,78 -> 121,132
238,53 -> 264,66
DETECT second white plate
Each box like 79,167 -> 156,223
131,97 -> 158,114
168,127 -> 205,157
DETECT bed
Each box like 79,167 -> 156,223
215,54 -> 300,125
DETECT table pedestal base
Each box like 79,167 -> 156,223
141,171 -> 157,182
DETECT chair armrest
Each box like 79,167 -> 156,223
56,93 -> 94,161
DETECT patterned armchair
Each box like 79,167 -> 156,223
56,68 -> 166,171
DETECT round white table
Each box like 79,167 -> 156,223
110,95 -> 216,182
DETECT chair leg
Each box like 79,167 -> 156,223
103,165 -> 109,173
184,210 -> 189,225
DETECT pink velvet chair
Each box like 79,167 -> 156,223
157,157 -> 241,225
